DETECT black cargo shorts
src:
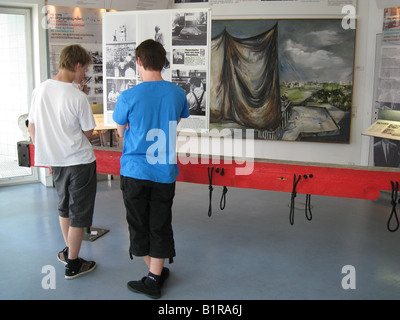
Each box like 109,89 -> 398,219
120,175 -> 176,260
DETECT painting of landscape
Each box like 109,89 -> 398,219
210,19 -> 356,143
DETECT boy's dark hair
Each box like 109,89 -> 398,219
135,39 -> 166,72
59,44 -> 92,72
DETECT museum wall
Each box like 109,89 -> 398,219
1,0 -> 390,167
173,0 -> 384,167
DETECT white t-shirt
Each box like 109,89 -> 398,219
28,79 -> 96,167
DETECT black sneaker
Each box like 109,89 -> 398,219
159,267 -> 170,287
57,247 -> 68,265
127,277 -> 161,299
65,258 -> 96,280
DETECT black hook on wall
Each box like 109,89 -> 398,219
289,173 -> 314,226
207,166 -> 228,217
388,181 -> 400,232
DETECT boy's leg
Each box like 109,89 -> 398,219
59,217 -> 83,260
143,256 -> 165,275
53,167 -> 72,264
144,182 -> 175,289
121,176 -> 151,257
67,227 -> 84,260
68,162 -> 97,230
148,181 -> 176,261
56,162 -> 97,279
143,255 -> 169,288
59,216 -> 70,247
126,180 -> 175,298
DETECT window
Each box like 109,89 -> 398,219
0,7 -> 37,185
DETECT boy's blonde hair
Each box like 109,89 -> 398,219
59,44 -> 92,71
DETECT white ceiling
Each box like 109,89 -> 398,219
376,0 -> 400,9
47,0 -> 172,10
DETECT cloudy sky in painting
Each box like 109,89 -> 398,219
212,19 -> 356,84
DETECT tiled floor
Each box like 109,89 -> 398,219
1,178 -> 400,300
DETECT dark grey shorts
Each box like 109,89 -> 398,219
52,161 -> 97,228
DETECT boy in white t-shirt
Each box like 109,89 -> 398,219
28,44 -> 97,280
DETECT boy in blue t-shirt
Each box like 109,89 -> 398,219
113,39 -> 189,299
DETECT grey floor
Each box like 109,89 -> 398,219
1,177 -> 400,301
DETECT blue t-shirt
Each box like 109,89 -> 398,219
113,80 -> 189,183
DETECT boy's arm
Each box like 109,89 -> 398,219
27,122 -> 36,144
116,124 -> 128,138
83,129 -> 94,139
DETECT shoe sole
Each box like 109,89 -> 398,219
127,282 -> 161,299
57,254 -> 67,265
65,263 -> 97,280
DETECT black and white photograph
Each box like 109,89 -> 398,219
137,12 -> 172,80
173,49 -> 185,64
374,137 -> 400,167
105,43 -> 136,78
172,11 -> 207,46
137,12 -> 171,49
106,79 -> 136,111
172,69 -> 207,116
103,13 -> 136,44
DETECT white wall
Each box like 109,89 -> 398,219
172,0 -> 397,167
2,0 -> 396,168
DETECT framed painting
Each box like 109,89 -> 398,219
210,19 -> 356,143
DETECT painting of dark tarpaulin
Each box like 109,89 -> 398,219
211,24 -> 281,131
210,20 -> 356,143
